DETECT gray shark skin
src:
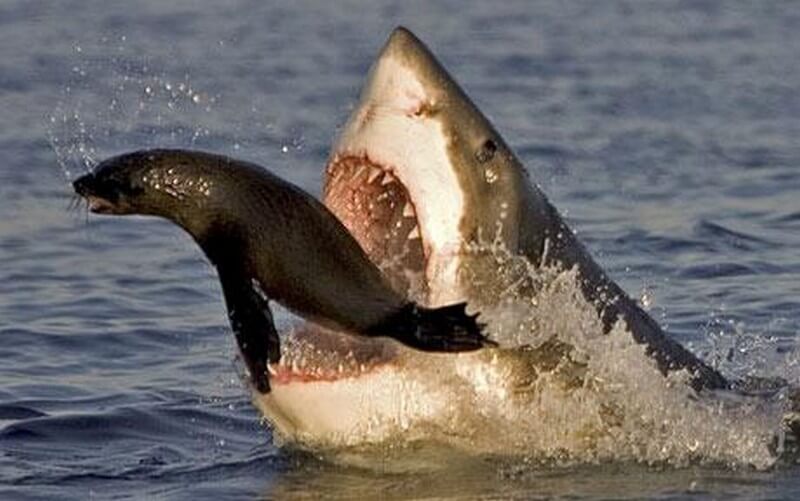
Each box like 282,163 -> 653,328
325,27 -> 728,391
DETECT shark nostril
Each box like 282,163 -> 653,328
476,139 -> 497,163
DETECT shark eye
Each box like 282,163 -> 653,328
476,139 -> 497,163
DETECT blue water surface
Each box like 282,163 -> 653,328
1,1 -> 799,499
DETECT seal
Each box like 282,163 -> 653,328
72,149 -> 492,392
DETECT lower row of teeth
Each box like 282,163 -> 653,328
275,343 -> 372,377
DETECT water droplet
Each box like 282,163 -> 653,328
484,167 -> 498,184
640,289 -> 653,309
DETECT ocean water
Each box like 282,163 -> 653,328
2,0 -> 800,499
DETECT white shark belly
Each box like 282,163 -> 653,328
254,366 -> 443,446
253,349 -> 519,449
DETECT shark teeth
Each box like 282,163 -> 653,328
323,154 -> 426,299
276,333 -> 377,380
368,167 -> 382,184
353,164 -> 367,179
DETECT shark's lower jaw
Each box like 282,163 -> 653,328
269,323 -> 399,385
255,359 -> 451,450
324,154 -> 428,301
257,324 -> 449,448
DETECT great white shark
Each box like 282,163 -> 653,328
254,27 -> 748,450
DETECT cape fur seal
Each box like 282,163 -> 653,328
72,149 -> 492,392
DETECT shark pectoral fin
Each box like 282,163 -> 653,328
218,266 -> 280,393
370,302 -> 496,353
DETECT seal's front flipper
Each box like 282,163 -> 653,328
368,302 -> 495,352
218,266 -> 280,393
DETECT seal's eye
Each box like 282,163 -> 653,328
105,176 -> 143,198
476,139 -> 497,163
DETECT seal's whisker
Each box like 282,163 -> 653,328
66,192 -> 92,222
66,193 -> 77,212
67,193 -> 84,214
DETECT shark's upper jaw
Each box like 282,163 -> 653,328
324,28 -> 475,307
325,153 -> 428,300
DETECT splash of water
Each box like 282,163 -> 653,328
288,242 -> 790,470
46,38 -> 221,182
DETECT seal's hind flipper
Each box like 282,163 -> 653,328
218,265 -> 280,393
368,302 -> 495,352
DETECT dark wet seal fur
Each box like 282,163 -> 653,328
73,149 -> 492,392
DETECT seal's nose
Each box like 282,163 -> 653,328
72,174 -> 94,196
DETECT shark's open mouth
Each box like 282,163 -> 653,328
270,154 -> 428,385
324,153 -> 427,300
266,28 -> 471,387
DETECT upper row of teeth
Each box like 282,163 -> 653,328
339,160 -> 421,241
369,168 -> 421,240
359,165 -> 393,186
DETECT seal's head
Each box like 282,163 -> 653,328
72,156 -> 144,215
72,149 -> 221,217
72,150 -> 245,242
